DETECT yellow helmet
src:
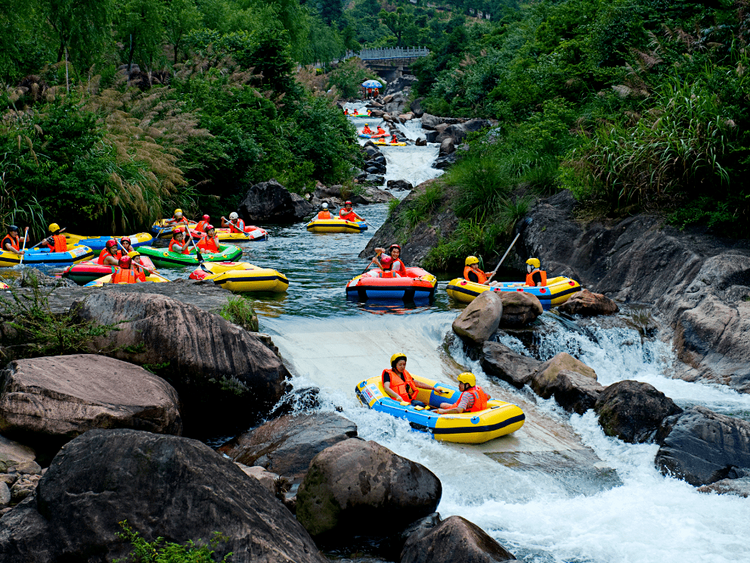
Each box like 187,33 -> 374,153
465,255 -> 479,266
48,222 -> 60,233
526,257 -> 541,269
174,208 -> 183,217
458,372 -> 476,387
127,250 -> 140,258
390,353 -> 407,366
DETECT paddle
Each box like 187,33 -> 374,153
18,227 -> 29,266
184,225 -> 206,264
221,217 -> 248,237
112,237 -> 157,275
486,217 -> 533,284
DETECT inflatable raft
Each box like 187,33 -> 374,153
189,261 -> 288,293
306,218 -> 367,233
137,244 -> 242,268
346,267 -> 437,301
355,374 -> 525,444
373,140 -> 407,146
150,220 -> 197,238
63,232 -> 153,251
0,245 -> 94,268
358,132 -> 388,139
61,256 -> 158,285
212,226 -> 268,242
446,276 -> 581,310
84,270 -> 170,287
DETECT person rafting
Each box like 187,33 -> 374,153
44,223 -> 67,253
339,201 -> 363,222
221,212 -> 245,233
168,228 -> 190,254
195,214 -> 211,233
128,251 -> 150,281
111,256 -> 141,284
436,372 -> 489,414
165,208 -> 188,226
197,225 -> 221,253
382,353 -> 437,407
390,134 -> 400,145
362,123 -> 373,135
464,256 -> 489,285
375,244 -> 405,277
525,257 -> 547,287
316,203 -> 333,220
97,240 -> 122,265
376,125 -> 386,137
2,225 -> 25,256
352,109 -> 359,116
120,236 -> 134,255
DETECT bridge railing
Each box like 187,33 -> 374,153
342,47 -> 430,61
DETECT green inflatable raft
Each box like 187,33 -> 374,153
137,244 -> 243,268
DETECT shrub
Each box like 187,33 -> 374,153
219,296 -> 258,332
115,520 -> 231,563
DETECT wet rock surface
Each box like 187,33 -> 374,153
532,369 -> 604,414
0,429 -> 328,563
401,515 -> 516,563
0,355 -> 182,457
498,291 -> 544,327
481,341 -> 542,388
655,406 -> 750,486
595,380 -> 683,443
72,291 -> 290,437
559,288 -> 619,316
238,178 -> 314,223
296,438 -> 441,541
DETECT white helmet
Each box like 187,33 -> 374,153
322,203 -> 328,209
229,212 -> 238,220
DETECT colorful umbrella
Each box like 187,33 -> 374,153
362,80 -> 383,88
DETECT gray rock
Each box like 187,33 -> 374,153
220,413 -> 357,488
452,291 -> 504,345
0,355 -> 182,456
421,113 -> 443,130
296,438 -> 441,540
697,476 -> 750,497
401,515 -> 516,563
532,369 -> 604,414
425,130 -> 439,143
72,292 -> 290,437
0,429 -> 328,563
433,153 -> 458,169
410,97 -> 425,117
481,341 -> 542,388
498,291 -> 544,326
559,288 -> 619,316
238,179 -> 314,223
596,380 -> 683,443
0,482 -> 10,507
387,180 -> 414,192
655,406 -> 750,486
439,137 -> 455,156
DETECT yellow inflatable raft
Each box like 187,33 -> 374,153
189,262 -> 288,293
356,374 -> 525,444
373,140 -> 407,146
84,271 -> 171,286
306,218 -> 367,233
446,276 -> 581,310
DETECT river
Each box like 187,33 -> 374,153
253,109 -> 750,563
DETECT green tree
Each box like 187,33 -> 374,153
116,0 -> 166,73
165,0 -> 202,64
379,7 -> 407,46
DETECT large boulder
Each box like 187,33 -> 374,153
595,380 -> 683,443
439,137 -> 455,156
480,341 -> 542,389
73,292 -> 291,437
655,406 -> 750,486
401,515 -> 516,563
452,291 -> 503,345
0,355 -> 182,457
219,413 -> 357,489
498,291 -> 544,327
296,438 -> 441,541
559,289 -> 619,316
0,429 -> 328,563
421,113 -> 443,130
238,179 -> 314,223
532,369 -> 604,414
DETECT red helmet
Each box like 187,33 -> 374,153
174,226 -> 185,234
106,240 -> 117,249
206,224 -> 214,231
118,257 -> 131,268
202,214 -> 210,221
345,201 -> 352,206
389,244 -> 401,252
120,236 -> 131,244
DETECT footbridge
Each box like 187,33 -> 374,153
344,47 -> 430,82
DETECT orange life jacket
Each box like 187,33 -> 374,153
449,386 -> 489,413
363,126 -> 373,134
195,220 -> 209,233
339,210 -> 358,222
111,268 -> 138,284
98,248 -> 122,264
382,368 -> 418,402
526,269 -> 547,287
390,136 -> 399,144
464,266 -> 487,284
2,234 -> 20,252
132,264 -> 147,282
169,238 -> 190,254
382,258 -> 406,277
197,237 -> 220,253
227,218 -> 245,233
317,211 -> 332,220
47,234 -> 67,253
376,128 -> 385,135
